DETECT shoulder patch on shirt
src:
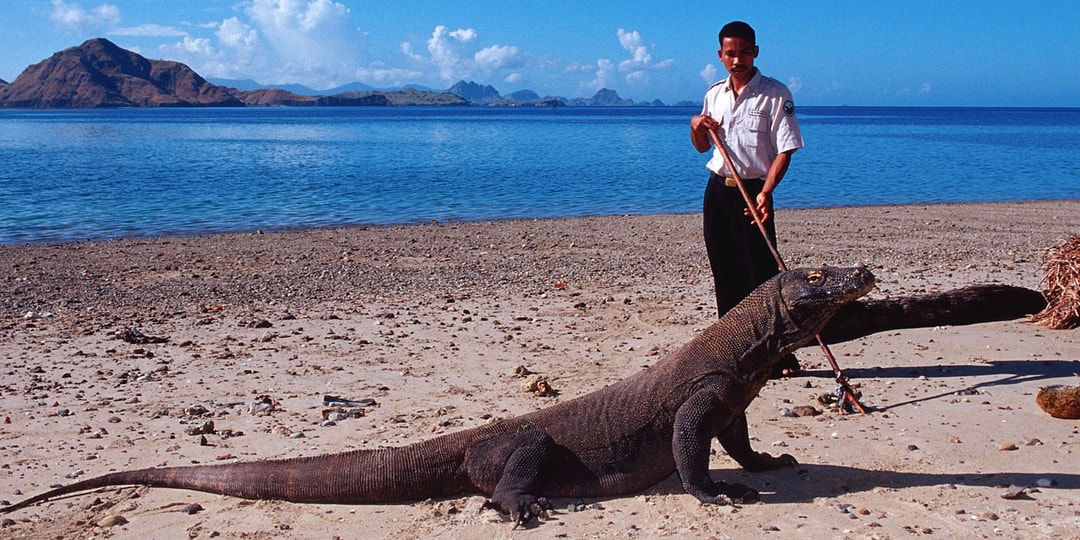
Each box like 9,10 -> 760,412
784,100 -> 796,116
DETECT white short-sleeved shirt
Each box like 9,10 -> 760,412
701,70 -> 804,179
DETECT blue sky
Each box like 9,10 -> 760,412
2,1 -> 1078,106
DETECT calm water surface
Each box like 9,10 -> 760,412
0,106 -> 1077,244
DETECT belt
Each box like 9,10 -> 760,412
723,177 -> 762,188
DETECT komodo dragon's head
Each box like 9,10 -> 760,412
778,265 -> 875,339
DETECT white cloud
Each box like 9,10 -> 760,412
787,76 -> 803,93
580,58 -> 615,94
423,25 -> 479,80
403,25 -> 522,83
240,0 -> 360,85
449,28 -> 477,42
700,64 -> 718,83
355,66 -> 423,86
617,29 -> 651,70
179,36 -> 214,55
151,0 -> 365,88
580,29 -> 674,92
474,44 -> 520,70
49,0 -> 120,34
110,24 -> 188,37
217,17 -> 258,49
920,82 -> 932,94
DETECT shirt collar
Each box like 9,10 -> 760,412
721,68 -> 762,96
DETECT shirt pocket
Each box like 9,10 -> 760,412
737,114 -> 770,148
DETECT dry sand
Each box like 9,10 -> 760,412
1,200 -> 1078,539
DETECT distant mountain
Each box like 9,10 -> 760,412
448,80 -> 501,103
321,82 -> 376,95
0,78 -> 7,86
332,88 -> 467,106
0,39 -> 675,108
208,77 -> 321,96
504,89 -> 540,102
0,38 -> 244,108
588,88 -> 633,106
228,88 -> 318,107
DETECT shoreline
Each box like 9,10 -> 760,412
4,198 -> 1077,249
1,200 -> 1078,538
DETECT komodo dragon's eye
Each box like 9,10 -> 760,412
806,270 -> 825,285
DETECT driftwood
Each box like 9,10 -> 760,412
818,284 -> 1047,345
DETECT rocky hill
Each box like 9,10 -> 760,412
448,80 -> 501,103
0,38 -> 245,108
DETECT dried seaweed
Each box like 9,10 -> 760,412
1030,234 -> 1080,329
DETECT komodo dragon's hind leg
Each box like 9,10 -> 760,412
465,430 -> 556,527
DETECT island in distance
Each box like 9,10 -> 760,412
0,38 -> 687,109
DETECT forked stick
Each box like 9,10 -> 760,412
706,128 -> 867,413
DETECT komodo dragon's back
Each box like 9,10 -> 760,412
2,266 -> 875,525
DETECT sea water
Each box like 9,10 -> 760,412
0,106 -> 1077,244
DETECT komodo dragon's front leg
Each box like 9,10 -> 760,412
716,411 -> 797,472
673,389 -> 796,504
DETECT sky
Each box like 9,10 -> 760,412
1,1 -> 1078,107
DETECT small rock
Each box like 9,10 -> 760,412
249,395 -> 279,415
520,375 -> 557,397
1036,478 -> 1057,488
185,420 -> 215,436
180,503 -> 203,515
97,514 -> 129,527
792,405 -> 819,417
998,442 -> 1018,451
1001,485 -> 1026,499
779,407 -> 796,418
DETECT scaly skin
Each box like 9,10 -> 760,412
2,266 -> 875,525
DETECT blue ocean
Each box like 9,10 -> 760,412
1,106 -> 1078,245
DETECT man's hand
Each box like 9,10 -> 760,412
690,114 -> 719,153
745,190 -> 772,223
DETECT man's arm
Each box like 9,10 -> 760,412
754,149 -> 795,222
690,114 -> 717,153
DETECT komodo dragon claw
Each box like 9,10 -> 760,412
511,497 -> 552,528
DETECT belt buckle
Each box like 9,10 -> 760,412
724,177 -> 738,188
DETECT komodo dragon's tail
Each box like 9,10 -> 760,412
819,284 -> 1046,344
2,439 -> 472,514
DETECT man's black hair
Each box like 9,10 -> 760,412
719,21 -> 756,45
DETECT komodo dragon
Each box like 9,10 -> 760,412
1,266 -> 875,525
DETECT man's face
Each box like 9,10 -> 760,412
718,36 -> 758,85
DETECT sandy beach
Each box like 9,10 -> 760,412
1,200 -> 1078,539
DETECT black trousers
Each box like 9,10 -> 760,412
702,172 -> 780,318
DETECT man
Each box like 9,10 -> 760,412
690,21 -> 804,375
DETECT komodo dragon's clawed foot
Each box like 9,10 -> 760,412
741,452 -> 798,472
514,496 -> 553,528
485,494 -> 553,528
718,481 -> 761,504
686,479 -> 761,506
